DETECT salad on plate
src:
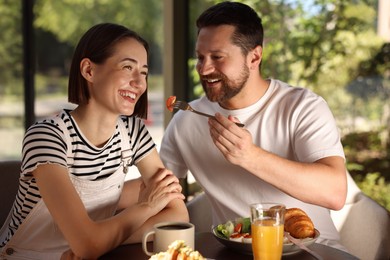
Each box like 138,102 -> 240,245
213,217 -> 320,255
215,217 -> 254,243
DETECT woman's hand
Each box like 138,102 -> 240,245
138,168 -> 185,215
60,249 -> 84,260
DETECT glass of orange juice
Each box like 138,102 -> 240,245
250,203 -> 285,260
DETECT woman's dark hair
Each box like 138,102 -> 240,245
196,1 -> 263,56
68,23 -> 149,119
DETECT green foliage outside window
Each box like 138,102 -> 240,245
0,0 -> 388,210
189,0 -> 389,211
355,173 -> 390,210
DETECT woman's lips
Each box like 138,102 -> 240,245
119,90 -> 137,101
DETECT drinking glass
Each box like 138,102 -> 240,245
250,203 -> 285,260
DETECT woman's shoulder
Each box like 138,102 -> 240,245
25,110 -> 71,141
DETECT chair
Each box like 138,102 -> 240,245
187,172 -> 390,260
0,160 -> 21,226
186,192 -> 213,233
331,173 -> 390,260
338,192 -> 390,260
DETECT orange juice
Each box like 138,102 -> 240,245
251,219 -> 284,260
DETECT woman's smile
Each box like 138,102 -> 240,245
119,90 -> 137,103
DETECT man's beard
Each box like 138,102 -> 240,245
201,63 -> 250,104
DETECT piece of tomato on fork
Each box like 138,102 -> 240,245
166,95 -> 176,112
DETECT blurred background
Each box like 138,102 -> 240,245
0,0 -> 389,210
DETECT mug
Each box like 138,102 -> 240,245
142,222 -> 195,256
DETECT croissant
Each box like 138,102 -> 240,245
284,208 -> 315,239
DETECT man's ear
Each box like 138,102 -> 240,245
249,45 -> 262,70
80,58 -> 94,82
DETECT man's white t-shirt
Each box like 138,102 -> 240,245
160,79 -> 345,244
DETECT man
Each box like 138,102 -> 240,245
160,1 -> 347,249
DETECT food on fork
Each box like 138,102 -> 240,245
284,208 -> 315,239
149,240 -> 205,260
166,96 -> 177,112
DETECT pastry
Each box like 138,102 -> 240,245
149,240 -> 205,260
284,208 -> 315,239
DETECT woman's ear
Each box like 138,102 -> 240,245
80,58 -> 94,82
249,45 -> 262,70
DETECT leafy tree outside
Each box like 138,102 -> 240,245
188,0 -> 390,210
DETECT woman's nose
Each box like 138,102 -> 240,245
130,73 -> 145,88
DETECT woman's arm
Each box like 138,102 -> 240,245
34,162 -> 184,259
120,148 -> 189,244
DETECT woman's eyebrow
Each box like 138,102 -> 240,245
120,57 -> 148,69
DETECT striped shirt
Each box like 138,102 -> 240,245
0,109 -> 155,247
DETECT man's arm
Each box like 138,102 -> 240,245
208,113 -> 347,210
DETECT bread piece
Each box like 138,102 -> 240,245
187,250 -> 205,260
177,246 -> 193,260
284,208 -> 307,223
284,208 -> 315,239
149,252 -> 170,260
166,240 -> 186,260
149,240 -> 205,260
177,248 -> 204,260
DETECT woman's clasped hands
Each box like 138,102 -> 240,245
138,169 -> 185,215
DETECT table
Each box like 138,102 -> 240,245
100,232 -> 359,260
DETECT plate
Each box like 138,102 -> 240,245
212,225 -> 320,255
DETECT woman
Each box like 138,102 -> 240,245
0,23 -> 188,259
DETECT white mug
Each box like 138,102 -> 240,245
142,222 -> 195,256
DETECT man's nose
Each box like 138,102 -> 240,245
197,59 -> 214,75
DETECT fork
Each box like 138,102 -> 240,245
284,232 -> 324,260
173,100 -> 245,127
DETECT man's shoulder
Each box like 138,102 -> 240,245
272,79 -> 322,102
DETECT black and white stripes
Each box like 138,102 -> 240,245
0,110 -> 155,247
